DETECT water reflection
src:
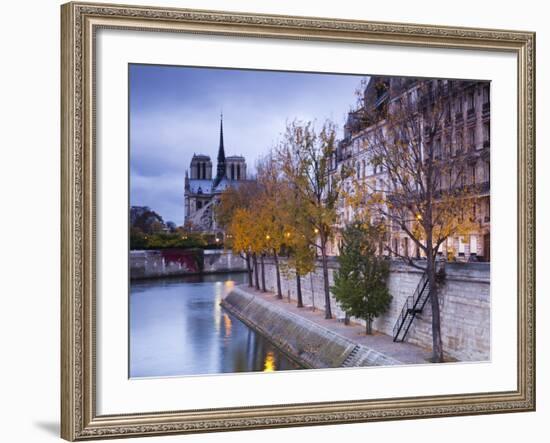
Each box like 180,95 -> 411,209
263,351 -> 275,372
130,273 -> 300,378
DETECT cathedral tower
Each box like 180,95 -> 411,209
214,114 -> 226,187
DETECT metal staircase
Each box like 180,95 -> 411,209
392,264 -> 441,342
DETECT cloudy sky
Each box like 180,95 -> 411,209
129,64 -> 366,225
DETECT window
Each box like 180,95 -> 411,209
458,236 -> 465,255
483,86 -> 490,104
467,91 -> 475,110
483,122 -> 490,146
455,131 -> 463,154
434,139 -> 441,159
197,201 -> 203,210
472,165 -> 477,185
237,164 -> 241,180
468,127 -> 476,150
445,134 -> 452,157
470,235 -> 478,255
455,97 -> 463,113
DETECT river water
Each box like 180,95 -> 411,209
130,273 -> 300,378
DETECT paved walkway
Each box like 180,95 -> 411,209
235,284 -> 433,365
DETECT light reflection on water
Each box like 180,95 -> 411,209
130,273 -> 300,378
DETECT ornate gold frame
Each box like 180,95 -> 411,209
60,2 -> 536,440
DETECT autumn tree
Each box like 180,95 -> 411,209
356,79 -> 479,361
285,227 -> 316,308
215,181 -> 262,287
277,173 -> 317,308
255,152 -> 291,298
277,120 -> 351,319
227,208 -> 258,288
331,221 -> 391,335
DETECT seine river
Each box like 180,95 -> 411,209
130,273 -> 300,378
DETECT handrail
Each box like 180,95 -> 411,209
393,262 -> 443,342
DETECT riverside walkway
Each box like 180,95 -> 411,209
229,284 -> 433,366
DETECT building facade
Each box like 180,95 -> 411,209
328,76 -> 491,262
184,116 -> 249,233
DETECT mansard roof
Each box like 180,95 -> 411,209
187,179 -> 213,195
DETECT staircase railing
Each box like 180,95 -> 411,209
392,262 -> 443,342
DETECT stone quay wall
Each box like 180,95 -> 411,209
130,249 -> 247,279
261,258 -> 490,362
222,286 -> 401,369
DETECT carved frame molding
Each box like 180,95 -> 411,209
61,2 -> 535,440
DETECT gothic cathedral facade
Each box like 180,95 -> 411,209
184,116 -> 248,232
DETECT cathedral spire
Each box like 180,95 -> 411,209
214,112 -> 226,186
218,112 -> 225,162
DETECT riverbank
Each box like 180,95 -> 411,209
221,285 -> 433,369
130,249 -> 247,279
260,258 -> 490,362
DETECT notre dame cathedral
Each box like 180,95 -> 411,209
184,115 -> 249,232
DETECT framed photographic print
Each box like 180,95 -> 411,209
61,1 -> 536,440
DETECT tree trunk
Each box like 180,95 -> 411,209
246,253 -> 253,287
260,254 -> 266,292
296,272 -> 303,307
253,253 -> 260,290
320,239 -> 333,319
273,249 -> 282,299
427,242 -> 443,362
366,316 -> 373,335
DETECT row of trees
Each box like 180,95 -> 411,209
130,228 -> 208,250
216,121 -> 392,335
129,206 -> 224,251
215,121 -> 345,318
219,79 -> 482,362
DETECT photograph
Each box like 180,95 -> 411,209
58,2 -> 536,440
128,65 -> 491,378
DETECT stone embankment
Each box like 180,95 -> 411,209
221,285 -> 431,369
130,249 -> 247,279
261,258 -> 490,362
